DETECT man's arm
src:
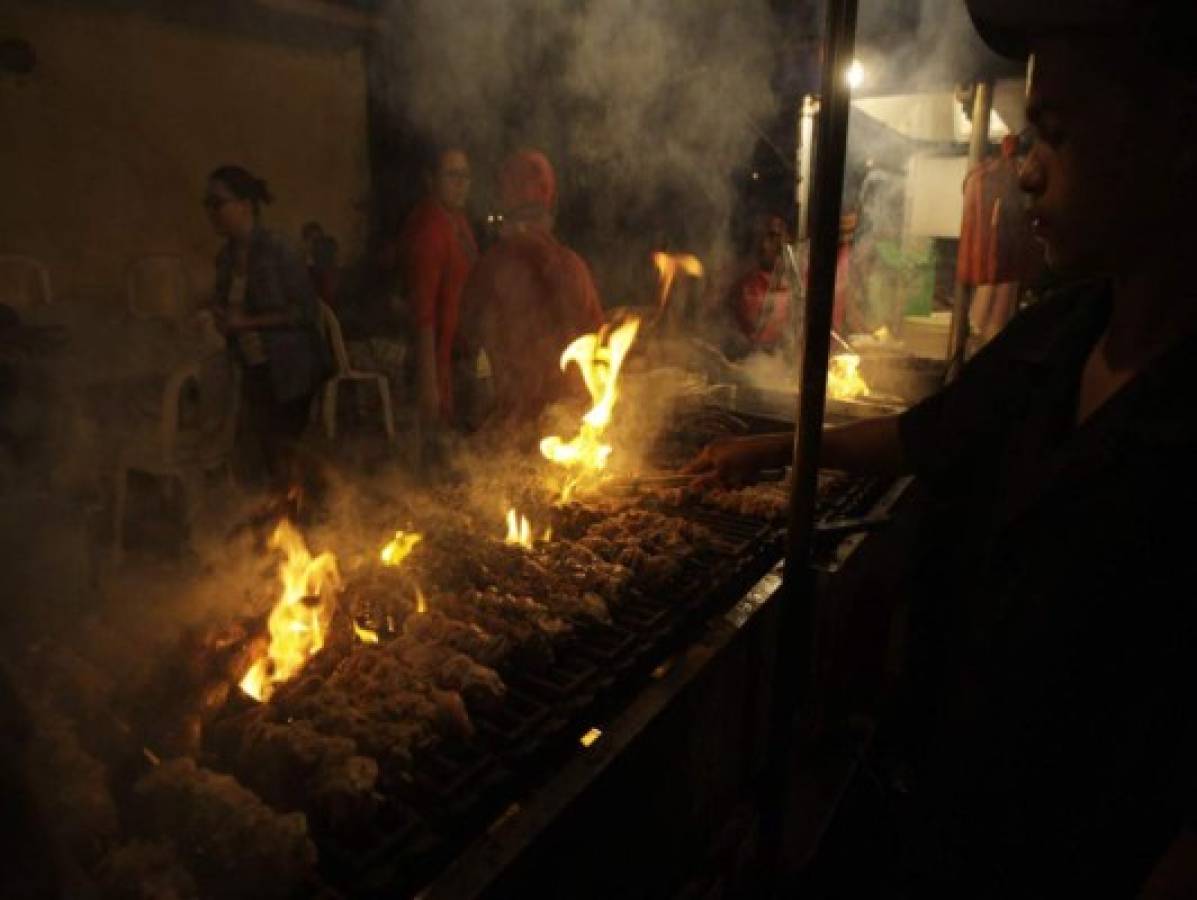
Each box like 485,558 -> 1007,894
1139,830 -> 1197,899
682,415 -> 908,486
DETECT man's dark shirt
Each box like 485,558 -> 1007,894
896,283 -> 1196,894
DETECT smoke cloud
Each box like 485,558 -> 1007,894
384,0 -> 780,301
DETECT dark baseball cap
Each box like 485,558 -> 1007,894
965,0 -> 1197,71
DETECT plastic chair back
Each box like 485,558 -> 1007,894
319,301 -> 353,375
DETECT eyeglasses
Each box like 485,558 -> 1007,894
441,170 -> 472,182
203,195 -> 233,211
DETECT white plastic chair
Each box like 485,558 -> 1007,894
125,254 -> 190,320
113,357 -> 241,565
314,301 -> 396,442
0,255 -> 52,309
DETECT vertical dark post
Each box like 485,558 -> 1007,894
756,0 -> 858,892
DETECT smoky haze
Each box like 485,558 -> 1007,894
384,0 -> 780,303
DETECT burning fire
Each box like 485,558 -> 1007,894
239,520 -> 341,703
380,530 -> 422,566
505,508 -> 534,550
353,621 -> 379,644
652,251 -> 704,321
827,353 -> 869,401
380,527 -> 428,618
540,318 -> 641,498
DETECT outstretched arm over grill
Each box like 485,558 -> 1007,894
683,415 -> 907,488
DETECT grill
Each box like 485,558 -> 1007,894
283,420 -> 894,898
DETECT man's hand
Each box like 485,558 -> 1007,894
682,433 -> 792,489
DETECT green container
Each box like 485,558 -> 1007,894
876,240 -> 934,317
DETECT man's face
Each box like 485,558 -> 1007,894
432,150 -> 471,211
1020,39 -> 1175,276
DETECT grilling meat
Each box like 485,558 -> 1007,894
131,758 -> 316,900
574,508 -> 719,590
98,840 -> 199,900
402,609 -> 509,668
211,706 -> 380,833
438,587 -> 567,671
389,634 -> 506,708
26,700 -> 120,866
271,646 -> 473,772
656,481 -> 789,521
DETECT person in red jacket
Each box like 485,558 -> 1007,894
462,149 -> 604,434
400,145 -> 478,425
958,134 -> 1040,346
726,213 -> 793,356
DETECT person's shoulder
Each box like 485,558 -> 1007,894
991,281 -> 1106,361
547,239 -> 592,276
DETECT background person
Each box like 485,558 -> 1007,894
400,144 -> 478,428
461,149 -> 604,436
205,165 -> 328,487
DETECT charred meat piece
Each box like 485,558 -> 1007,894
212,706 -> 379,833
573,508 -> 718,590
26,701 -> 120,867
131,758 -> 316,900
272,646 -> 472,772
388,634 -> 506,709
402,609 -> 509,668
97,840 -> 199,900
701,483 -> 789,521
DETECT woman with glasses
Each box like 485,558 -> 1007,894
204,165 -> 328,486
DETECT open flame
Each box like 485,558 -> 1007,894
505,508 -> 534,550
540,317 -> 641,498
652,251 -> 704,322
353,621 -> 379,644
239,520 -> 341,703
415,585 -> 428,615
827,353 -> 869,401
380,530 -> 422,566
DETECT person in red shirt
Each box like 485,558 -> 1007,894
400,146 -> 478,425
958,134 -> 1040,346
462,149 -> 604,434
726,213 -> 793,355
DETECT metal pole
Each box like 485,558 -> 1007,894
797,95 -> 818,243
946,79 -> 993,380
756,0 -> 858,892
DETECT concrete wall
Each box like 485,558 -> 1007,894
905,154 -> 968,240
0,1 -> 370,308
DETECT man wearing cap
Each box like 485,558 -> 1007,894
688,2 -> 1197,894
462,149 -> 604,432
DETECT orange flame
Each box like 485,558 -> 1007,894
353,621 -> 380,644
415,585 -> 428,615
239,520 -> 341,703
540,318 -> 640,495
505,508 -> 534,550
380,530 -> 422,566
652,251 -> 704,320
827,353 -> 869,401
